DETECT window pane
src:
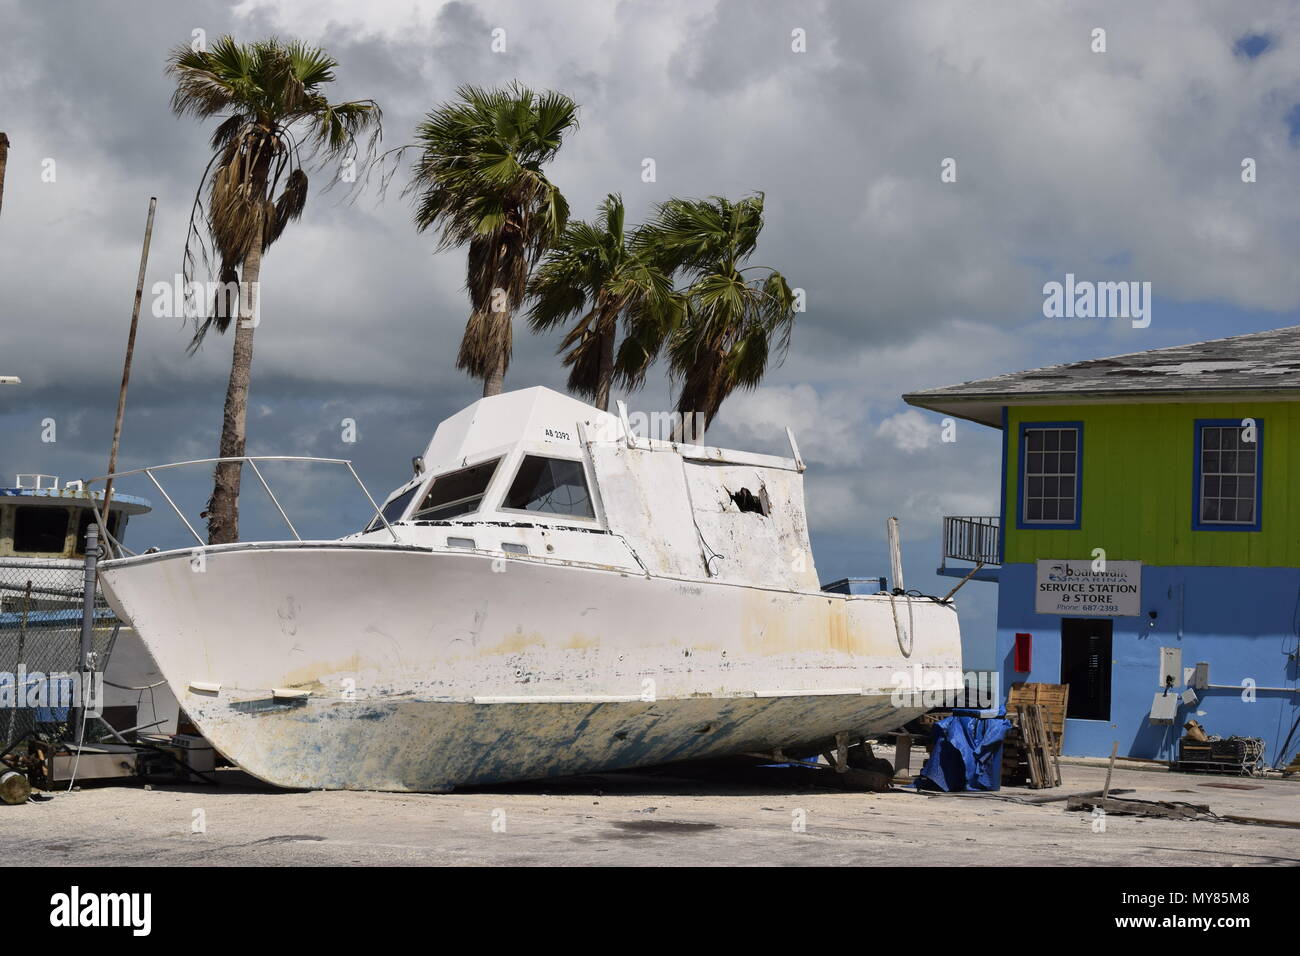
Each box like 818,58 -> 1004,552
384,487 -> 418,521
504,456 -> 595,518
14,506 -> 69,553
1028,430 -> 1044,451
1027,499 -> 1042,520
1059,500 -> 1075,521
1059,430 -> 1076,451
414,459 -> 501,521
1203,428 -> 1221,450
1043,430 -> 1060,452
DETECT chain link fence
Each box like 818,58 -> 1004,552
0,557 -> 118,757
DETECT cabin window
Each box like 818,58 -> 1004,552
1018,423 -> 1082,529
1193,419 -> 1261,531
73,510 -> 123,555
365,484 -> 420,531
412,458 -> 501,521
503,456 -> 594,519
13,506 -> 70,554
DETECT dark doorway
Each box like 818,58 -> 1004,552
1060,618 -> 1112,721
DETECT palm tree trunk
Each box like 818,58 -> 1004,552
0,132 -> 10,220
482,335 -> 506,397
594,325 -> 615,411
206,231 -> 263,544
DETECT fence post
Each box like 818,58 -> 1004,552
73,523 -> 99,748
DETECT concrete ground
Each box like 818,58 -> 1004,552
3,754 -> 1298,866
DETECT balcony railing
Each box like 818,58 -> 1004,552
942,515 -> 1000,568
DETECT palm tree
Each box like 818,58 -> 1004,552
0,132 -> 10,219
168,36 -> 381,544
407,83 -> 577,397
526,194 -> 680,410
640,193 -> 796,436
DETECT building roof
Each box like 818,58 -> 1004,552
903,325 -> 1300,426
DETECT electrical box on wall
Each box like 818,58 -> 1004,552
1150,691 -> 1179,724
1190,661 -> 1209,690
1159,646 -> 1182,688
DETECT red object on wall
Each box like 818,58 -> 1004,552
1014,633 -> 1032,673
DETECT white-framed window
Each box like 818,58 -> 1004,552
1196,423 -> 1259,528
1021,425 -> 1080,526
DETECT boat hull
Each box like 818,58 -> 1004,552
98,542 -> 963,791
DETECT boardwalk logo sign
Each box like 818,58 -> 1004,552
1035,560 -> 1142,617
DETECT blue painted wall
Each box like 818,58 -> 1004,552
994,563 -> 1300,764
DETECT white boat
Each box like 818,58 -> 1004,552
93,387 -> 963,792
0,475 -> 180,747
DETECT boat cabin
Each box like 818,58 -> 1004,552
358,387 -> 822,592
0,475 -> 149,560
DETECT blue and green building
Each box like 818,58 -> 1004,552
905,326 -> 1300,765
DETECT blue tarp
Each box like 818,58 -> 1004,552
917,709 -> 1012,791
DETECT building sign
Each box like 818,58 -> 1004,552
1034,560 -> 1142,617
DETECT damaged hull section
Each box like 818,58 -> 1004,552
184,693 -> 921,792
99,543 -> 961,792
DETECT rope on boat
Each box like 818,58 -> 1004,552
888,590 -> 914,658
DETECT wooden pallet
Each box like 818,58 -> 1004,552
1016,703 -> 1061,789
1008,682 -> 1069,756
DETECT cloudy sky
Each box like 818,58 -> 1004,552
2,0 -> 1299,663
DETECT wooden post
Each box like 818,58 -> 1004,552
894,733 -> 913,779
102,196 -> 157,546
1102,741 -> 1119,798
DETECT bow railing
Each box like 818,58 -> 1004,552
79,456 -> 399,558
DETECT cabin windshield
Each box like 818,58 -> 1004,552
364,484 -> 419,532
503,456 -> 594,519
411,458 -> 501,521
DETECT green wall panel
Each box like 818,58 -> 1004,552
1003,401 -> 1299,567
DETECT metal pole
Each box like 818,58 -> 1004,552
73,523 -> 99,749
102,196 -> 157,555
246,458 -> 302,540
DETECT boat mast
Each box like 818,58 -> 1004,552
102,197 -> 157,545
